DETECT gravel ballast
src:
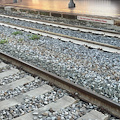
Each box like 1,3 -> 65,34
0,25 -> 119,104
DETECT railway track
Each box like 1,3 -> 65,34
0,14 -> 120,119
0,14 -> 120,38
0,51 -> 120,119
0,16 -> 120,53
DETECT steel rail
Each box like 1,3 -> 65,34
0,51 -> 120,118
0,14 -> 120,38
0,21 -> 120,54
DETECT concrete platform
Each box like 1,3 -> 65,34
1,0 -> 120,18
0,0 -> 120,26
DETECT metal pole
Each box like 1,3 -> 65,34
68,0 -> 75,8
13,0 -> 17,3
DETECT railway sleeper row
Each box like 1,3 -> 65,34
0,58 -> 111,120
